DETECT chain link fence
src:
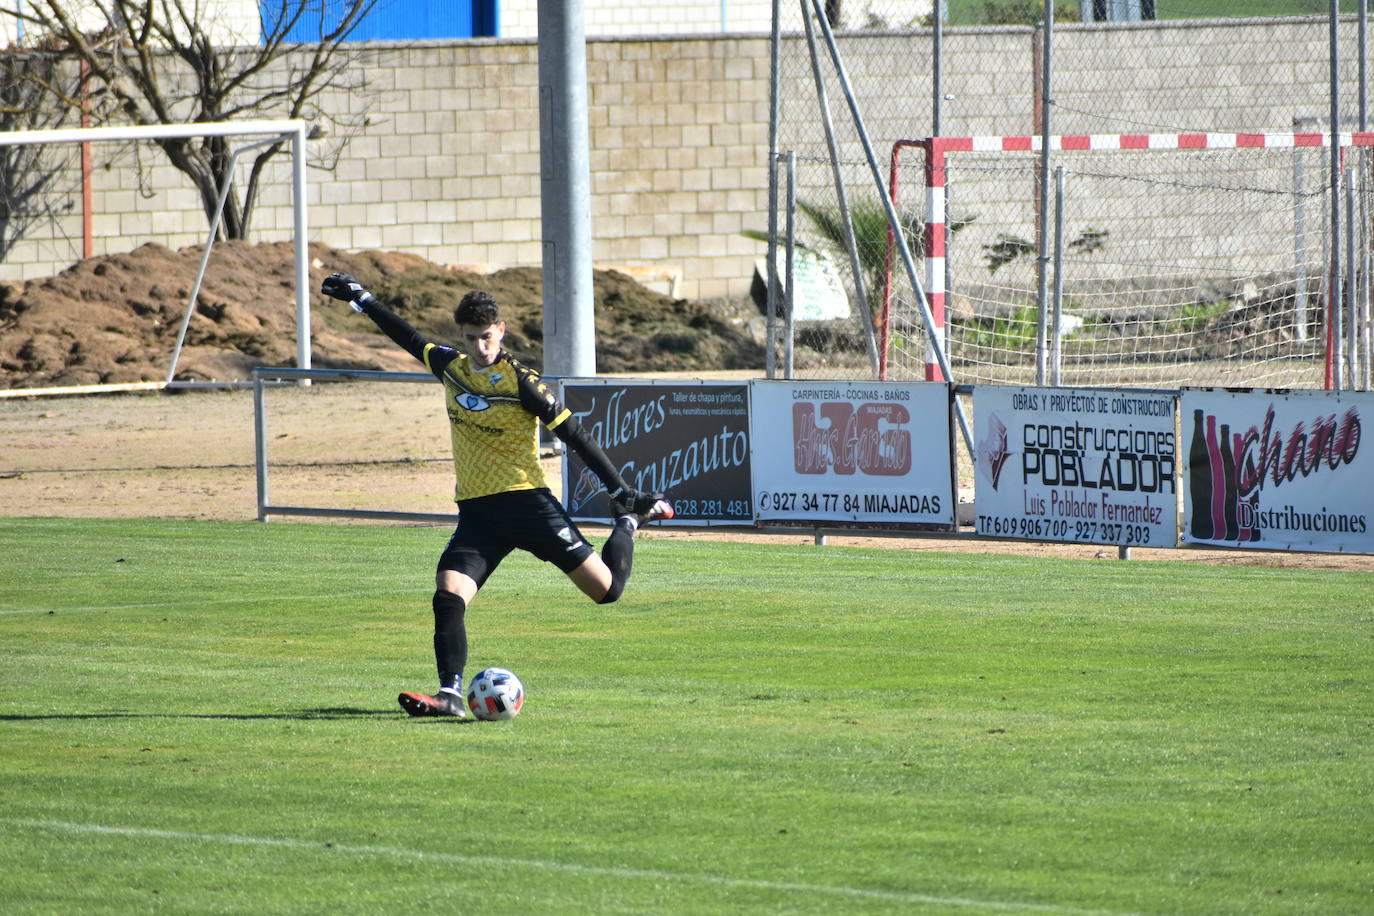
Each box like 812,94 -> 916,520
768,1 -> 1373,390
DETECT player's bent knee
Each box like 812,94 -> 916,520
597,579 -> 625,604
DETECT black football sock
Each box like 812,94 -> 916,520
597,517 -> 636,604
432,589 -> 468,693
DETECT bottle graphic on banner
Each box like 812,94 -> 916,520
1206,413 -> 1227,540
1187,407 -> 1259,543
1219,423 -> 1238,540
1188,409 -> 1213,540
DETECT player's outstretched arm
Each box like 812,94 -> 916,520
551,416 -> 660,513
320,272 -> 429,363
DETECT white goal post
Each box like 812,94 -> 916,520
882,131 -> 1374,392
0,119 -> 311,398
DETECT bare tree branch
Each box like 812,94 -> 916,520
1,0 -> 379,241
0,48 -> 80,262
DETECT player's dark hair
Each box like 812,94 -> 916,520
455,290 -> 500,326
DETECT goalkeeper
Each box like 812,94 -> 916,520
322,272 -> 674,719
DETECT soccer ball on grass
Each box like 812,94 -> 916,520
466,667 -> 525,720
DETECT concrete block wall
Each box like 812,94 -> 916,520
0,34 -> 779,299
586,37 -> 773,295
498,1 -> 930,38
500,0 -> 770,36
1043,19 -> 1349,136
0,19 -> 1364,300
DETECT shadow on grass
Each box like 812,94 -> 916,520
0,707 -> 476,723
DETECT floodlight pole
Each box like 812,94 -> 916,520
538,0 -> 596,379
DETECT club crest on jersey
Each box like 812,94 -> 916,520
455,392 -> 491,412
489,372 -> 504,384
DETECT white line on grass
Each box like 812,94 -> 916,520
0,592 -> 401,615
9,817 -> 1145,915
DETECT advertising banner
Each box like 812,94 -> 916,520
561,380 -> 753,525
1180,388 -> 1372,553
973,386 -> 1179,548
749,380 -> 955,527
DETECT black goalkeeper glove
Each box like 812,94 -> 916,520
611,488 -> 663,516
321,272 -> 376,313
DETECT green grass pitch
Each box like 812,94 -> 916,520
1,517 -> 1370,914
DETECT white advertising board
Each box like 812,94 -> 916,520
748,380 -> 955,526
1180,388 -> 1373,553
973,386 -> 1179,548
754,248 -> 851,321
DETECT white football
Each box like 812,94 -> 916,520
466,667 -> 525,721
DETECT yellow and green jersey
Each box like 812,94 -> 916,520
353,297 -> 581,503
420,342 -> 572,501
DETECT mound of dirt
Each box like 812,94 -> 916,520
0,241 -> 766,388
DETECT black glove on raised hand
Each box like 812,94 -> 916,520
321,273 -> 376,313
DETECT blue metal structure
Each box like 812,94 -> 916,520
268,1 -> 499,42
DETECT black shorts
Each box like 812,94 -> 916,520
437,488 -> 595,586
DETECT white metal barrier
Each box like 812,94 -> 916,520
252,367 -> 461,524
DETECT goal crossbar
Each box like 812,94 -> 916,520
0,118 -> 310,148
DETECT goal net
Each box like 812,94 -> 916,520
883,132 -> 1374,390
0,120 -> 311,396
